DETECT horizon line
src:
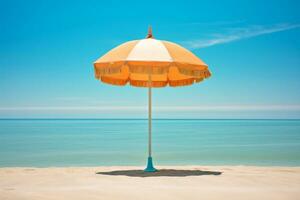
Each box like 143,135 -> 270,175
1,105 -> 300,112
0,118 -> 299,120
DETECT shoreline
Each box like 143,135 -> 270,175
1,165 -> 300,168
1,164 -> 300,168
1,166 -> 300,200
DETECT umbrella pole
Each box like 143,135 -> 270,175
144,73 -> 157,172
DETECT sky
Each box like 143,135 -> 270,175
0,0 -> 300,119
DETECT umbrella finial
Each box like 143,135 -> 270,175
146,25 -> 153,38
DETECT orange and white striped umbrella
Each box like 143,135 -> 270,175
94,28 -> 211,87
93,27 -> 211,172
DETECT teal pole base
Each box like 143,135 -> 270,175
144,156 -> 157,172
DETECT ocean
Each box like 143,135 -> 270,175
0,119 -> 299,167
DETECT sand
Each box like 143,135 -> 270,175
0,166 -> 300,200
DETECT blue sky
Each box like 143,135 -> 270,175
0,0 -> 300,118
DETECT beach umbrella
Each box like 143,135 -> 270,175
93,27 -> 211,172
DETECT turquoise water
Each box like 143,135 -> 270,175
0,119 -> 299,167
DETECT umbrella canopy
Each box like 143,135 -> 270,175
94,27 -> 211,87
93,27 -> 211,172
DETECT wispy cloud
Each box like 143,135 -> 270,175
182,20 -> 245,26
184,23 -> 300,49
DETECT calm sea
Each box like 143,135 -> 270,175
0,119 -> 299,167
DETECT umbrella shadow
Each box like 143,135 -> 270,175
96,169 -> 222,177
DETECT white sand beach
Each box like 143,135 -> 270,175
0,166 -> 300,200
